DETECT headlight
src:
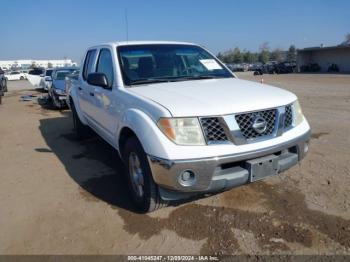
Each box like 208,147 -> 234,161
157,118 -> 206,145
54,88 -> 65,95
293,100 -> 304,126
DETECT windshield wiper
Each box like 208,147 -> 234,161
171,75 -> 228,81
182,75 -> 216,80
128,75 -> 230,86
129,78 -> 172,85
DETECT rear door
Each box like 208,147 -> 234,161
89,48 -> 119,144
79,49 -> 97,121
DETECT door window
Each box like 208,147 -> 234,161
83,49 -> 97,80
96,49 -> 114,87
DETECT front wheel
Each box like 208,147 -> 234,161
123,136 -> 167,213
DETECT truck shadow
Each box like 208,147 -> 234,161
38,113 -> 207,213
38,114 -> 137,212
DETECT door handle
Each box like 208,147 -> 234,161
89,92 -> 94,96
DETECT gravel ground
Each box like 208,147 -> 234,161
0,74 -> 349,255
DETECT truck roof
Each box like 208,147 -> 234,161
88,41 -> 198,49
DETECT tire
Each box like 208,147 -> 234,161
20,76 -> 24,80
123,136 -> 167,213
71,101 -> 92,140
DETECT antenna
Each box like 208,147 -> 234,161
125,8 -> 129,42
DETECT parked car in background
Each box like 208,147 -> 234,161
28,68 -> 45,76
226,63 -> 245,72
20,70 -> 29,79
26,68 -> 46,88
39,68 -> 54,91
67,41 -> 310,212
49,67 -> 78,109
253,64 -> 270,75
0,67 -> 7,93
253,61 -> 296,75
276,62 -> 296,74
327,63 -> 339,72
265,61 -> 278,74
300,63 -> 321,73
5,71 -> 26,81
250,63 -> 263,72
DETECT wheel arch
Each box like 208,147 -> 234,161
68,88 -> 88,125
116,108 -> 174,161
118,126 -> 138,160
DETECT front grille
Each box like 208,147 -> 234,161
200,117 -> 228,143
235,109 -> 276,139
284,104 -> 293,128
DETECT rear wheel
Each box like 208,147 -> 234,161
123,136 -> 167,213
71,101 -> 92,140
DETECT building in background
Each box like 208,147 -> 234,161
0,59 -> 77,70
297,44 -> 350,73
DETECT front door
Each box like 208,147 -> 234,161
89,48 -> 119,145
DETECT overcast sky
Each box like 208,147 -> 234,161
1,0 -> 349,63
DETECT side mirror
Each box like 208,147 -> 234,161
87,73 -> 109,88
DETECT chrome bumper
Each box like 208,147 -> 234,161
148,131 -> 310,199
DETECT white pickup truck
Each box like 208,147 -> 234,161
67,41 -> 310,212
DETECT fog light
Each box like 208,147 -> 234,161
178,170 -> 196,186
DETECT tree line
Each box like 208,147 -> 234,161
217,43 -> 297,64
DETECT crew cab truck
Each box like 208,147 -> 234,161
67,41 -> 310,213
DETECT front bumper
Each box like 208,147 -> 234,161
148,130 -> 310,200
53,90 -> 67,100
57,95 -> 67,101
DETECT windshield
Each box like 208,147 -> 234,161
55,71 -> 71,80
117,44 -> 233,86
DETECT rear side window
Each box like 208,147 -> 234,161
96,49 -> 114,87
83,49 -> 97,80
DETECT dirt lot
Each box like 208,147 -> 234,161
0,74 -> 350,255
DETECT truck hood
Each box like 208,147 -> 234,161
52,80 -> 65,90
129,78 -> 297,117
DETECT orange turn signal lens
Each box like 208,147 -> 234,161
158,118 -> 176,141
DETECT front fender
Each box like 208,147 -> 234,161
117,109 -> 175,159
